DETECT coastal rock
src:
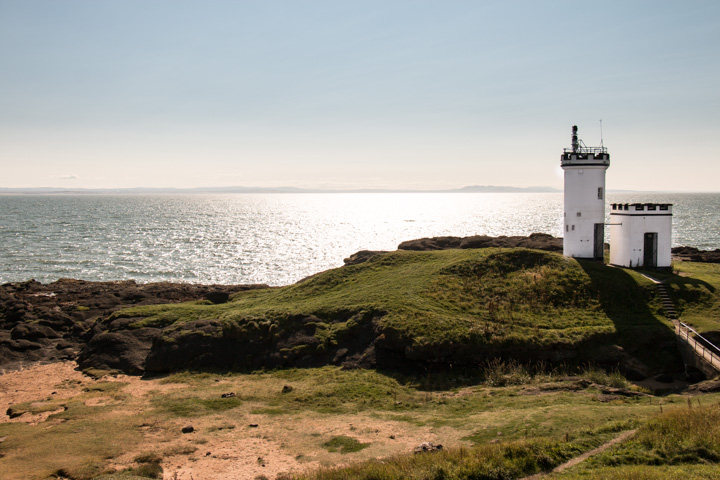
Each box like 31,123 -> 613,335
206,291 -> 230,304
10,323 -> 61,340
0,279 -> 268,372
78,328 -> 161,375
343,250 -> 389,265
672,246 -> 720,263
398,233 -> 562,252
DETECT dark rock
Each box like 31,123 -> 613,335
398,233 -> 562,252
206,291 -> 230,304
221,392 -> 236,398
13,339 -> 44,351
332,348 -> 349,364
181,426 -> 194,434
414,442 -> 443,454
1,278 -> 266,373
672,246 -> 720,263
281,385 -> 293,394
654,373 -> 675,383
55,340 -> 77,351
399,236 -> 462,251
78,328 -> 161,375
249,424 -> 259,428
343,250 -> 389,265
6,406 -> 24,418
622,368 -> 649,382
685,366 -> 707,383
597,386 -> 649,397
143,320 -> 226,373
10,324 -> 60,340
688,380 -> 720,393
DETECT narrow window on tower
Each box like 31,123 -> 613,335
597,187 -> 603,199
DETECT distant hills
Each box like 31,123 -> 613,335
0,185 -> 562,195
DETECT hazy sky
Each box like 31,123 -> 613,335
1,1 -> 719,191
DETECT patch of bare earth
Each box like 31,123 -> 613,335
0,361 -> 86,422
1,363 -> 466,480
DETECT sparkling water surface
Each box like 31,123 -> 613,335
1,193 -> 718,285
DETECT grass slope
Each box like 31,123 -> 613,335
108,248 -> 677,371
665,262 -> 720,333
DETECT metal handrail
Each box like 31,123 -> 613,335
676,322 -> 720,369
563,146 -> 608,155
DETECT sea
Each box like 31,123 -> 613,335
1,193 -> 718,286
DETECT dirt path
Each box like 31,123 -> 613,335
522,429 -> 637,479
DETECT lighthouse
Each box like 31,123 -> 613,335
561,125 -> 610,260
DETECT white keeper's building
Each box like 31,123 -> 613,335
609,203 -> 673,268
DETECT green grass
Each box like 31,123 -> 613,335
553,402 -> 720,478
553,464 -> 720,479
322,435 -> 371,454
300,438 -> 585,479
5,400 -> 66,418
580,366 -> 629,389
0,405 -> 140,479
288,391 -> 720,480
667,262 -> 720,333
588,402 -> 720,467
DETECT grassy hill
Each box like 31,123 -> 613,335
83,248 -> 679,375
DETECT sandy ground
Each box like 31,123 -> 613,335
0,362 -> 459,480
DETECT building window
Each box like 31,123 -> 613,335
577,212 -> 582,217
565,225 -> 569,232
635,205 -> 644,211
648,205 -> 657,211
571,225 -> 575,231
660,205 -> 669,211
598,187 -> 603,200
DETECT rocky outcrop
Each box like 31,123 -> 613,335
0,279 -> 266,372
398,233 -> 562,252
135,312 -> 380,374
672,246 -> 720,263
343,250 -> 390,266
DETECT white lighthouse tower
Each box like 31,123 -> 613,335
561,125 -> 610,260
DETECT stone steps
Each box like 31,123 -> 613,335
655,283 -> 678,320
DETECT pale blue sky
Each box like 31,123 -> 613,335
1,1 -> 719,191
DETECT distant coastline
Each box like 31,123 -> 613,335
0,185 -> 562,195
3,185 -> 714,195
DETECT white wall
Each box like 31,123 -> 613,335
609,205 -> 672,268
563,165 -> 607,258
